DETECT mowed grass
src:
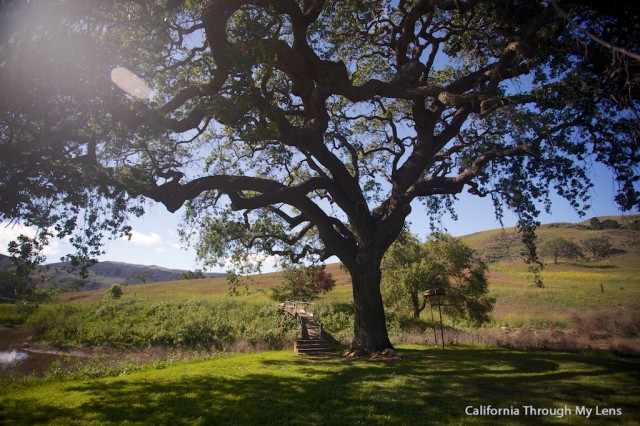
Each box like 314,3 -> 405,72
1,345 -> 639,425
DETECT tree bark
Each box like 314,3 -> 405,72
413,296 -> 428,320
347,263 -> 394,355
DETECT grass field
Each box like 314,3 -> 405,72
1,345 -> 638,425
53,253 -> 639,330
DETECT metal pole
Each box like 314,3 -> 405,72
437,294 -> 445,350
428,297 -> 438,347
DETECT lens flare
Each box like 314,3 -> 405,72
110,67 -> 152,100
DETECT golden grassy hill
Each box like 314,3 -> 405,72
59,215 -> 639,327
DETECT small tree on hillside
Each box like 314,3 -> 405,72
134,271 -> 149,284
66,278 -> 86,292
106,283 -> 123,300
181,270 -> 205,280
382,232 -> 494,325
540,237 -> 584,264
582,236 -> 613,260
271,265 -> 336,303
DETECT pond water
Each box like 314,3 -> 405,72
0,327 -> 72,377
0,349 -> 29,366
1,326 -> 193,377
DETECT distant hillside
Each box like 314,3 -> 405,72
2,214 -> 638,292
459,214 -> 640,264
0,254 -> 224,290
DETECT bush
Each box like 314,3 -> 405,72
315,302 -> 355,344
106,284 -> 123,299
27,299 -> 298,350
0,304 -> 22,326
271,265 -> 336,302
27,304 -> 83,345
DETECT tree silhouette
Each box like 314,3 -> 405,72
1,1 -> 638,353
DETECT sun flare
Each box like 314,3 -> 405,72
110,67 -> 152,100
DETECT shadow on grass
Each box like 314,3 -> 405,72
572,263 -> 619,270
4,347 -> 640,425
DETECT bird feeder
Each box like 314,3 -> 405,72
423,288 -> 446,349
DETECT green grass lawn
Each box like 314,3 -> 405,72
1,219 -> 639,424
1,345 -> 638,425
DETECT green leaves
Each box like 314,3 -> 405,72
1,1 -> 638,352
271,264 -> 336,302
382,232 -> 494,325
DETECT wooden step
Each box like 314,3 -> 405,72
294,339 -> 331,355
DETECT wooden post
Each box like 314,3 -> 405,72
428,297 -> 438,347
437,294 -> 445,350
424,288 -> 446,349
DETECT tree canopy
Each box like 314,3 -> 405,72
271,264 -> 336,302
1,0 -> 639,353
540,237 -> 584,264
382,232 -> 493,325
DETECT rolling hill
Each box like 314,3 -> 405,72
52,215 -> 640,309
458,214 -> 640,265
3,214 -> 639,295
0,254 -> 224,290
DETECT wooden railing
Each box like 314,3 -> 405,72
280,301 -> 322,338
281,301 -> 316,316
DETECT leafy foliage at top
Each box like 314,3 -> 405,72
540,237 -> 584,264
0,0 -> 638,275
271,264 -> 336,302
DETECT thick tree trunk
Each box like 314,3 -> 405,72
347,263 -> 393,355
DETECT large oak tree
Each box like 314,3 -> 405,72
1,0 -> 638,353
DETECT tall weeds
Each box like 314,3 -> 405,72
27,299 -> 297,351
25,300 -> 640,355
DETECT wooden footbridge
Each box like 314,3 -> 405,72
280,301 -> 331,355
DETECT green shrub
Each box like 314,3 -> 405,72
106,284 -> 123,299
315,302 -> 355,344
0,304 -> 21,326
27,304 -> 83,345
27,299 -> 298,351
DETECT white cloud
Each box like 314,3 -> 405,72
0,222 -> 62,258
125,231 -> 162,247
217,252 -> 281,273
154,247 -> 167,253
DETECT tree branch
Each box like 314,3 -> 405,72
549,0 -> 640,61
